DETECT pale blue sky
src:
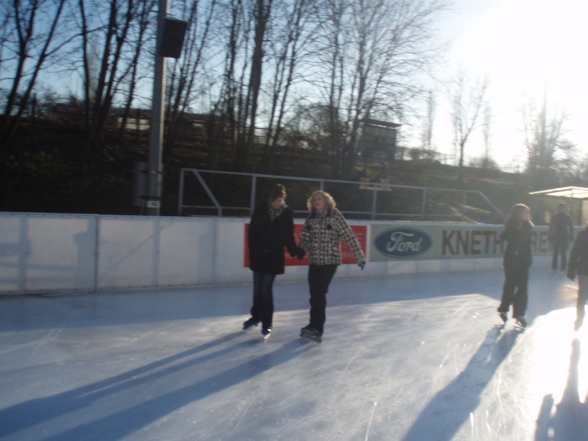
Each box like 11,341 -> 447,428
431,0 -> 588,169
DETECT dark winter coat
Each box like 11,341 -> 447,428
248,202 -> 298,275
549,211 -> 573,242
568,227 -> 588,278
500,222 -> 533,269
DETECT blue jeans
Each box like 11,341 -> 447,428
251,272 -> 277,329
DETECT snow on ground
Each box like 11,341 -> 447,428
0,268 -> 585,441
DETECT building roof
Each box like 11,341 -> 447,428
529,186 -> 588,200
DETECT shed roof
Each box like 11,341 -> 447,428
529,186 -> 588,199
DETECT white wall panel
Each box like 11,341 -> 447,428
0,213 -> 554,295
156,217 -> 216,286
0,214 -> 29,292
0,213 -> 96,293
98,216 -> 157,288
214,218 -> 251,285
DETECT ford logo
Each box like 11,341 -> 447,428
375,228 -> 432,258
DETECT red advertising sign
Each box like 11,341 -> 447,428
244,224 -> 367,267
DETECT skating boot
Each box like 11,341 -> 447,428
514,316 -> 527,328
300,325 -> 322,343
243,318 -> 258,331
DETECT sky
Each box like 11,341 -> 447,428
431,0 -> 588,170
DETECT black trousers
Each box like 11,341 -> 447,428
498,265 -> 529,318
251,272 -> 277,329
551,237 -> 569,271
307,264 -> 338,334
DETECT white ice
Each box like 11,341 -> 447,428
0,268 -> 586,441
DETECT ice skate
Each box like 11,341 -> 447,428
300,325 -> 322,343
262,327 -> 272,339
242,318 -> 258,331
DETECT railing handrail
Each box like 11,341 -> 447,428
178,168 -> 505,221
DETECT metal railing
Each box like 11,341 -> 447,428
178,168 -> 505,222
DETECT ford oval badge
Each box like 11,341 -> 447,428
375,228 -> 432,258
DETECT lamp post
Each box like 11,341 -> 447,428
145,0 -> 170,216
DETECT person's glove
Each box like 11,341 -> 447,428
296,248 -> 306,260
567,270 -> 576,281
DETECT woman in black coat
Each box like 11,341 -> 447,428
243,184 -> 299,338
497,203 -> 533,328
567,225 -> 588,330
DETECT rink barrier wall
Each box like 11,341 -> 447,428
0,212 -> 558,295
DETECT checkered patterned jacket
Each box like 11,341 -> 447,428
299,209 -> 365,266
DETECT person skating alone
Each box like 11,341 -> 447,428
497,203 -> 533,328
567,224 -> 588,330
244,184 -> 300,339
297,190 -> 366,342
549,203 -> 574,274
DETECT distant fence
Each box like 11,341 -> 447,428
178,169 -> 505,223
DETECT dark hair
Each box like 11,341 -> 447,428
267,184 -> 286,201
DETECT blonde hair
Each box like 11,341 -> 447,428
504,203 -> 533,229
306,190 -> 337,212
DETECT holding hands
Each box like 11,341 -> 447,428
296,247 -> 306,260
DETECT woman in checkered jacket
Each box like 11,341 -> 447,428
298,190 -> 366,342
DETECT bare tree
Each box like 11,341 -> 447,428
0,2 -> 13,78
0,0 -> 69,145
0,0 -> 451,184
257,0 -> 315,172
212,0 -> 250,170
213,0 -> 313,173
418,90 -> 436,155
470,102 -> 499,170
165,0 -> 217,157
116,0 -> 158,140
233,0 -> 274,171
213,0 -> 276,171
210,0 -> 447,176
522,88 -> 575,174
75,0 -> 157,167
304,0 -> 447,178
448,70 -> 489,171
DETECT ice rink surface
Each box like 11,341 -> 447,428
1,267 -> 586,441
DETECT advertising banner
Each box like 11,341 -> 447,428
244,224 -> 368,267
369,224 -> 551,261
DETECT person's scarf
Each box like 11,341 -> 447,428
268,202 -> 286,221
